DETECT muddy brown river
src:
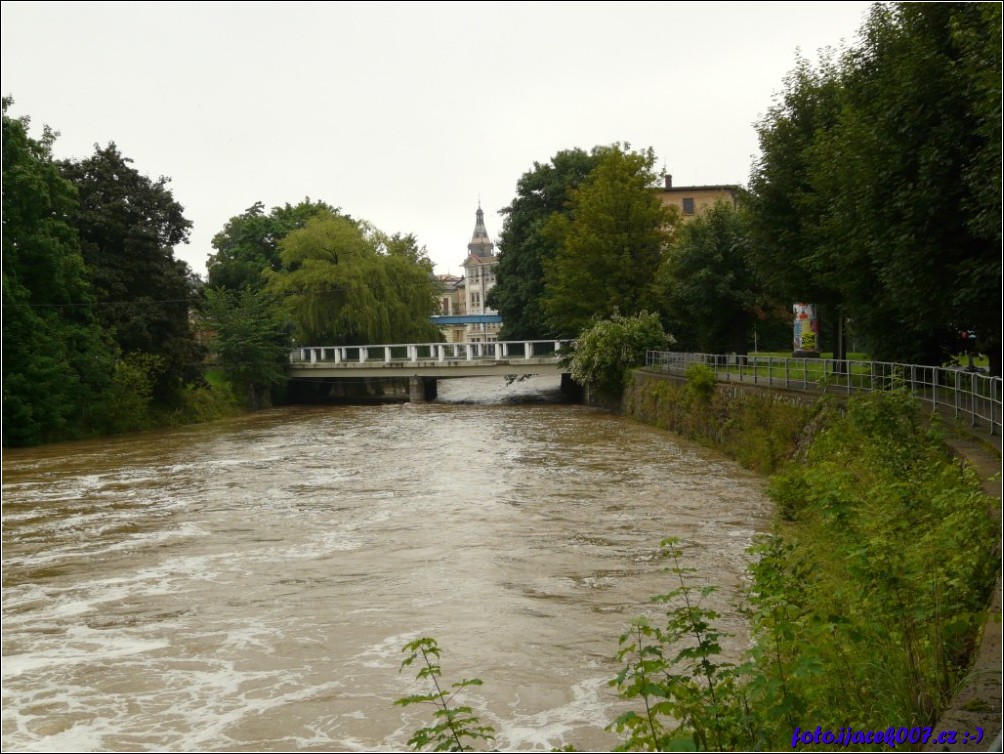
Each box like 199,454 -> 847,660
2,376 -> 770,751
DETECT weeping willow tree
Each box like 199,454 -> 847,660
266,212 -> 442,345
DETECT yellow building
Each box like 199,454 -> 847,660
434,274 -> 467,342
654,175 -> 739,220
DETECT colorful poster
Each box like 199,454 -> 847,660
793,303 -> 820,353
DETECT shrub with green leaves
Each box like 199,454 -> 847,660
684,362 -> 717,401
609,537 -> 751,752
570,312 -> 671,395
103,352 -> 164,433
754,390 -> 998,732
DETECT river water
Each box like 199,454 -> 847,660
2,376 -> 770,751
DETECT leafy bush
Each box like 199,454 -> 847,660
172,381 -> 243,424
570,312 -> 672,394
684,362 -> 717,401
751,391 -> 998,728
609,538 -> 749,752
103,352 -> 164,433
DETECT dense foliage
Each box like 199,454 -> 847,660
266,212 -> 442,345
543,145 -> 676,337
2,98 -> 446,445
756,392 -> 997,734
206,199 -> 338,292
749,2 -> 1002,373
622,378 -> 997,750
569,312 -> 671,395
59,143 -> 203,399
202,286 -> 291,408
658,201 -> 781,355
2,99 -> 118,445
486,148 -> 602,340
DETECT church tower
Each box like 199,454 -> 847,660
461,204 -> 500,342
467,205 -> 495,257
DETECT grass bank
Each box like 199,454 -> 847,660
617,367 -> 999,750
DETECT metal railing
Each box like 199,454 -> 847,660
646,351 -> 1002,437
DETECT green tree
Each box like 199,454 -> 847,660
207,198 -> 338,292
814,2 -> 1002,370
59,144 -> 203,395
748,3 -> 1002,372
746,54 -> 847,358
543,145 -> 676,337
202,287 -> 290,408
266,212 -> 442,345
659,200 -> 771,354
487,148 -> 602,339
2,98 -> 117,445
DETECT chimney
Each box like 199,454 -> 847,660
664,174 -> 673,190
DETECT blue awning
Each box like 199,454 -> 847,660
430,314 -> 503,325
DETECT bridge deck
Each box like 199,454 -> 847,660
288,340 -> 571,378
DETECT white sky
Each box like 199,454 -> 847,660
2,1 -> 873,278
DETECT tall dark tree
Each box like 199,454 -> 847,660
543,145 -> 676,337
486,148 -> 602,340
2,99 -> 117,445
202,286 -> 290,409
749,3 -> 1002,372
59,144 -> 202,395
815,2 -> 1002,370
747,54 -> 847,357
659,200 -> 768,355
207,198 -> 338,292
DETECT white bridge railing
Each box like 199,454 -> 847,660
291,340 -> 571,366
646,350 -> 1002,436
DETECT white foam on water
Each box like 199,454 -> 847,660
498,675 -> 617,751
0,713 -> 110,754
2,634 -> 170,677
353,632 -> 422,671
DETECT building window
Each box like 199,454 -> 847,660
682,197 -> 695,215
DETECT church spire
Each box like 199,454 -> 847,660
467,203 -> 494,257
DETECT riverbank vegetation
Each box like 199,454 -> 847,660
619,373 -> 997,750
567,312 -> 671,396
2,97 -> 219,446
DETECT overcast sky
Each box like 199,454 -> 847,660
3,1 -> 874,277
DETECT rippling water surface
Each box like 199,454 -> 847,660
2,376 -> 769,751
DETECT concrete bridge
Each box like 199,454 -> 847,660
288,340 -> 573,401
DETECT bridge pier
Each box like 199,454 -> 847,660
408,376 -> 438,403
